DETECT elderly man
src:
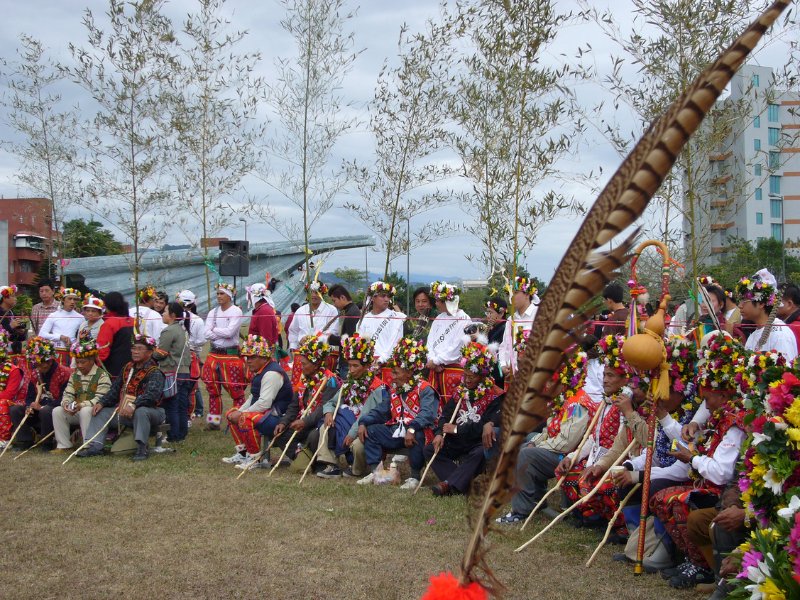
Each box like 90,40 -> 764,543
426,282 -> 470,404
359,337 -> 440,489
221,335 -> 293,469
8,337 -> 72,450
78,335 -> 166,461
51,337 -> 111,453
39,287 -> 83,365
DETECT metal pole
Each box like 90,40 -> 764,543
781,196 -> 786,282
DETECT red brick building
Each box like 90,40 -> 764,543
0,197 -> 57,292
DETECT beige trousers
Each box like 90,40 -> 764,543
52,405 -> 93,448
315,428 -> 367,476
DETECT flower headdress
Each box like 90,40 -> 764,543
216,282 -> 236,299
60,287 -> 80,299
698,275 -> 716,286
70,331 -> 99,358
430,281 -> 460,302
461,342 -> 496,377
341,333 -> 375,364
696,331 -> 745,390
665,335 -> 698,394
556,347 -> 588,399
304,280 -> 329,295
296,333 -> 330,364
735,350 -> 788,397
485,299 -> 506,314
0,285 -> 17,299
138,284 -> 157,303
737,269 -> 777,306
0,331 -> 11,360
597,334 -> 630,374
508,276 -> 537,298
368,281 -> 396,298
82,294 -> 105,313
132,334 -> 157,348
241,334 -> 273,359
390,337 -> 427,372
246,283 -> 273,309
26,336 -> 56,363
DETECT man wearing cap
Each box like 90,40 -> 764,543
357,281 -> 406,367
79,335 -> 166,461
271,334 -> 339,463
8,337 -> 72,450
423,342 -> 504,496
0,332 -> 28,448
737,270 -> 798,360
499,277 -> 539,377
51,337 -> 111,453
221,334 -> 293,468
247,283 -> 279,345
426,282 -> 470,404
316,334 -> 386,478
79,295 -> 105,341
359,337 -> 440,489
39,288 -> 83,366
202,283 -> 246,429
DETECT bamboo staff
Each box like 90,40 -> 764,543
413,397 -> 464,495
520,398 -> 606,530
0,384 -> 43,459
236,435 -> 279,480
586,483 -> 641,567
515,437 -> 638,553
298,387 -> 346,485
268,379 -> 328,477
13,431 -> 54,460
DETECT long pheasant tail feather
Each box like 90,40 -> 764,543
458,0 -> 790,590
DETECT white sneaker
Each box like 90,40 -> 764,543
399,477 -> 420,490
392,454 -> 408,463
221,452 -> 247,464
0,440 -> 7,450
234,455 -> 257,470
357,472 -> 374,485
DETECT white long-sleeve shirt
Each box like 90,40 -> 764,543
357,308 -> 405,363
690,427 -> 746,486
584,358 -> 604,403
499,303 -> 538,370
745,318 -> 798,360
287,301 -> 340,350
240,371 -> 284,414
39,309 -> 82,348
186,313 -> 206,353
426,309 -> 471,365
130,305 -> 165,340
628,448 -> 690,482
204,304 -> 243,348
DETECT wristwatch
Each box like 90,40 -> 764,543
407,428 -> 416,434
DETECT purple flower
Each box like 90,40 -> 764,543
737,550 -> 763,579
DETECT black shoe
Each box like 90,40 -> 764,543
132,445 -> 149,461
76,445 -> 104,458
607,530 -> 629,545
661,560 -> 691,580
668,563 -> 714,589
612,552 -> 633,563
431,481 -> 452,497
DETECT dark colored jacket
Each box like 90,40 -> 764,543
434,389 -> 504,451
0,309 -> 28,354
360,382 -> 439,431
279,373 -> 339,429
100,359 -> 165,409
26,361 -> 73,407
327,302 -> 361,348
258,360 -> 294,415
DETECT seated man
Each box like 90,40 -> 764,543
271,334 -> 339,464
0,331 -> 27,449
51,337 -> 112,453
496,344 -> 597,523
423,342 -> 504,496
358,337 -> 439,489
78,335 -> 166,461
9,337 -> 72,450
221,334 -> 293,468
316,334 -> 386,479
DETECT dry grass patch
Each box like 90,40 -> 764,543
2,426 -> 693,599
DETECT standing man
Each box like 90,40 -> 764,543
0,285 -> 28,357
30,280 -> 59,335
39,287 -> 82,365
202,282 -> 246,429
357,281 -> 406,371
130,285 -> 164,340
426,281 -> 470,404
738,269 -> 797,359
287,280 -> 339,387
327,284 -> 362,378
404,287 -> 437,340
247,283 -> 279,345
499,277 -> 539,377
78,334 -> 166,461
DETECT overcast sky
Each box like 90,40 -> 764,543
0,0 -> 792,283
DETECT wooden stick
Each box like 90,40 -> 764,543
515,437 -> 638,553
267,380 -> 327,477
521,399 -> 605,530
235,435 -> 278,480
586,483 -> 641,567
634,410 -> 660,574
298,384 -> 347,485
12,431 -> 54,460
0,385 -> 43,459
63,407 -> 118,465
413,397 -> 464,495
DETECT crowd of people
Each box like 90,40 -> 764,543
1,269 -> 799,599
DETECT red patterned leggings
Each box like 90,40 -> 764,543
202,353 -> 247,425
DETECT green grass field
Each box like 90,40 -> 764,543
1,421 -> 696,599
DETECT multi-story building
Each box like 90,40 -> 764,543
684,64 -> 799,266
0,197 -> 57,293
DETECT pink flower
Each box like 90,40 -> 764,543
737,549 -> 763,579
769,373 -> 800,414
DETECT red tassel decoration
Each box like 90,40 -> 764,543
421,572 -> 488,600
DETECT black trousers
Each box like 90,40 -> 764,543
423,441 -> 486,493
9,405 -> 56,448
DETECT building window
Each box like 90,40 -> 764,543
771,198 -> 782,219
772,223 -> 783,242
756,188 -> 763,200
755,164 -> 762,176
769,151 -> 780,170
752,73 -> 760,87
770,176 -> 781,195
756,212 -> 763,225
768,103 -> 779,122
769,127 -> 780,145
755,139 -> 761,151
754,115 -> 761,128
